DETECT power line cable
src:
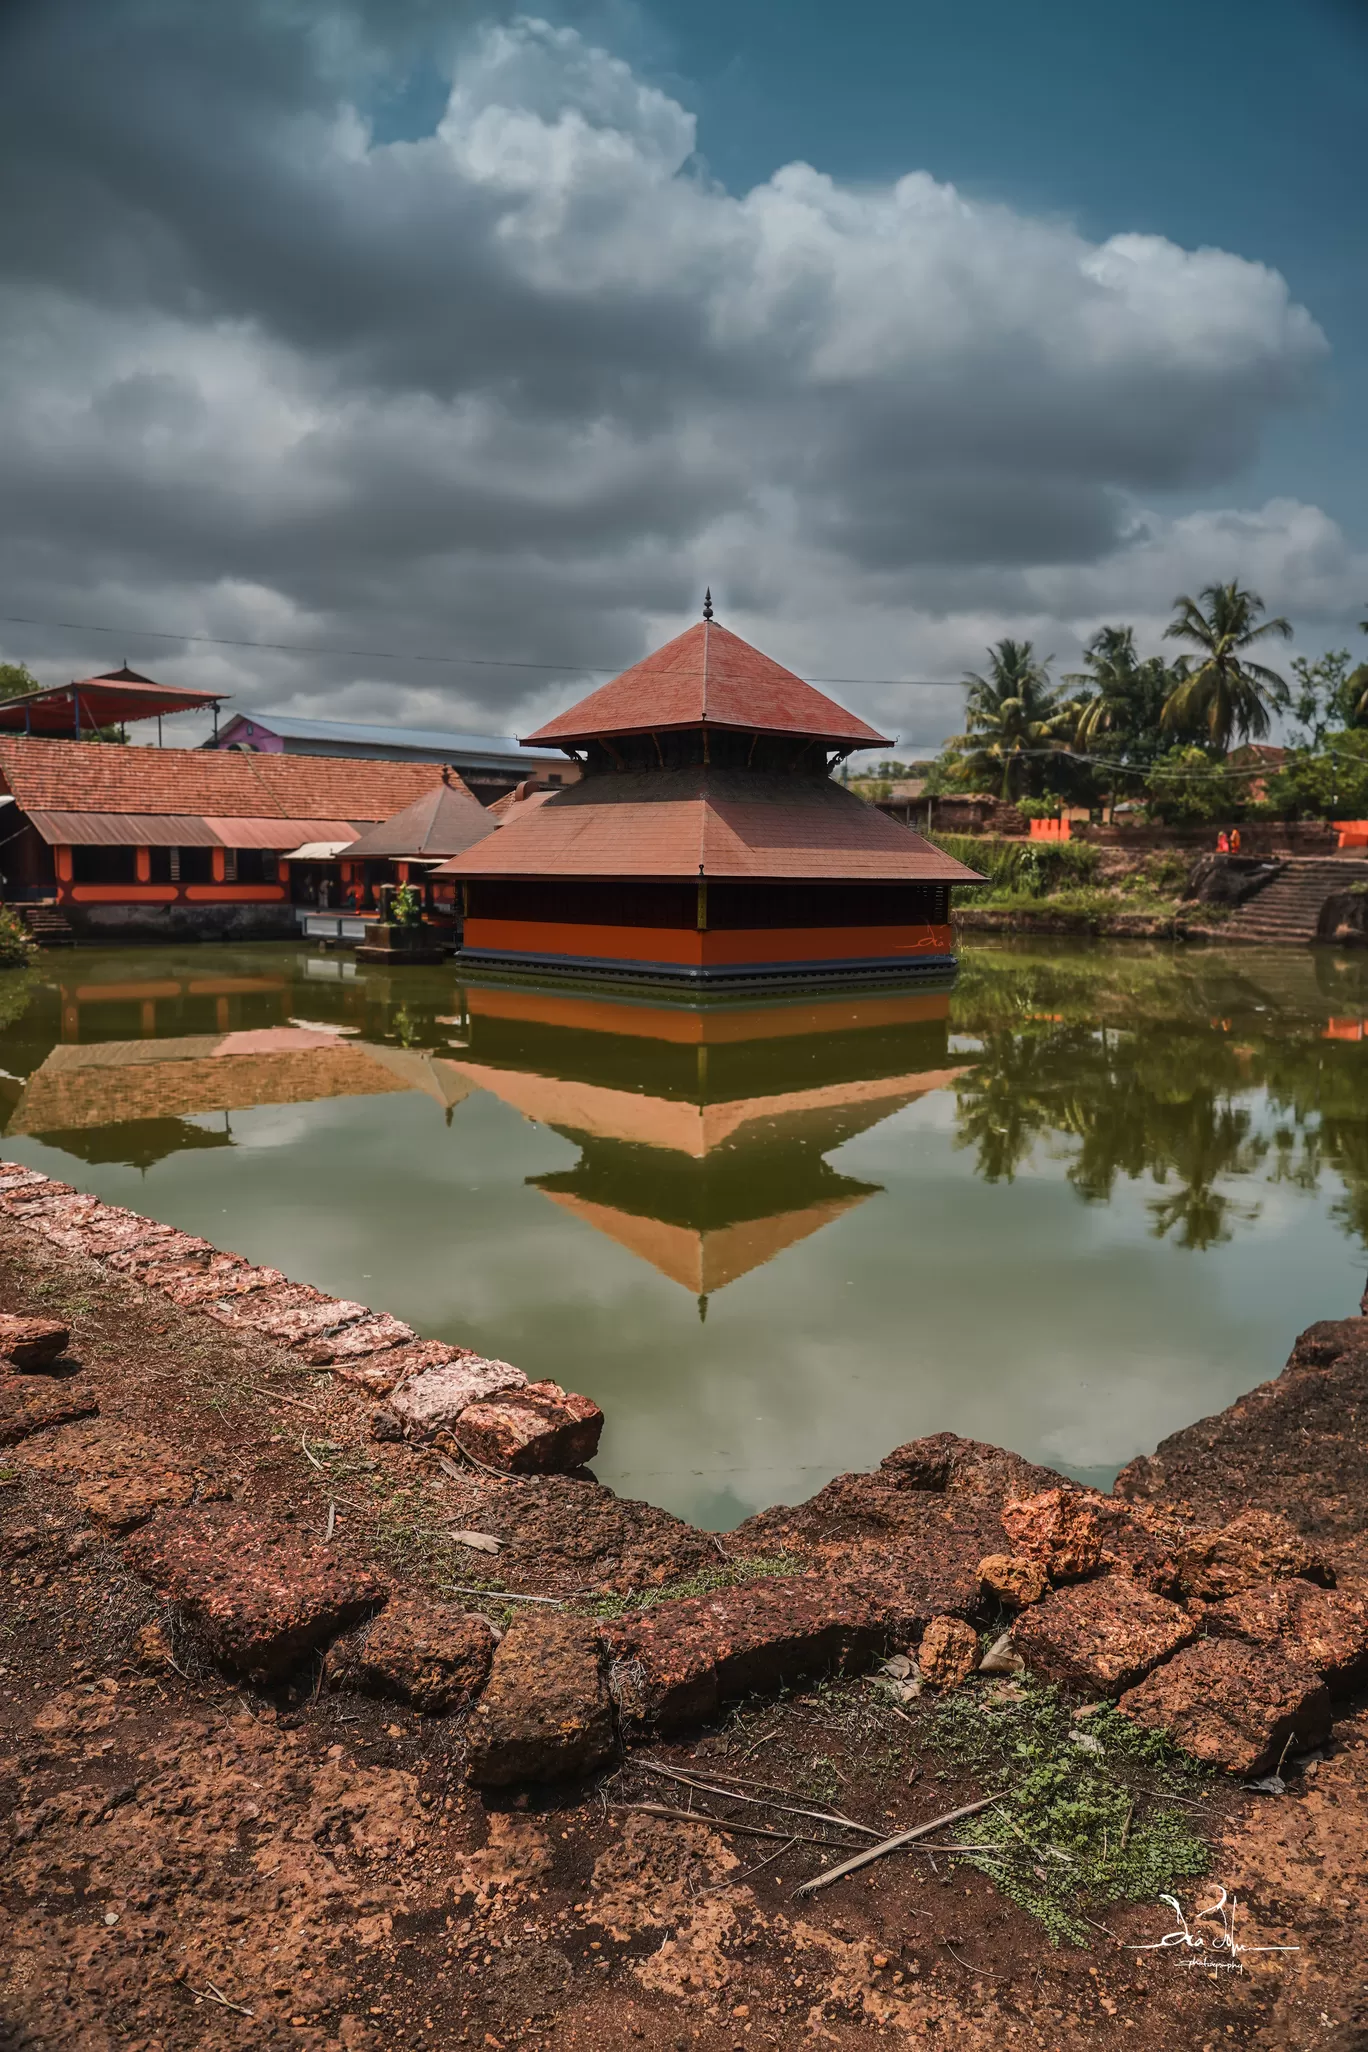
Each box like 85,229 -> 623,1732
2,607 -> 1311,777
0,610 -> 961,693
957,743 -> 1294,781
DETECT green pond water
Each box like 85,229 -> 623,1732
0,938 -> 1365,1528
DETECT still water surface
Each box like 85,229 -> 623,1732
0,940 -> 1364,1526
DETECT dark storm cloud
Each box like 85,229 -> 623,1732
0,2 -> 1351,737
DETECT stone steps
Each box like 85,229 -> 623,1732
16,905 -> 75,947
1221,859 -> 1368,945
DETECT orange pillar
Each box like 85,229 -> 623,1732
135,846 -> 151,883
211,847 -> 226,884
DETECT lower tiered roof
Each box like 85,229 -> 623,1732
436,769 -> 980,884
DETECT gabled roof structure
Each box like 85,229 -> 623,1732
338,772 -> 499,861
525,619 -> 889,749
0,737 -> 446,823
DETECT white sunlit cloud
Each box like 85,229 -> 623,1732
0,6 -> 1360,741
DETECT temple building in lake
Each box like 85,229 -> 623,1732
439,603 -> 982,991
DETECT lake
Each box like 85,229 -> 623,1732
0,938 -> 1364,1527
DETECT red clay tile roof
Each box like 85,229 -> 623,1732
524,621 -> 888,749
340,777 -> 498,860
24,811 -> 362,848
0,738 -> 445,822
487,784 -> 557,822
436,770 -> 984,883
0,669 -> 227,735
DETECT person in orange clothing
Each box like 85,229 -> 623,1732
1229,826 -> 1241,854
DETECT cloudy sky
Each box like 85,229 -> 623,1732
1,0 -> 1364,752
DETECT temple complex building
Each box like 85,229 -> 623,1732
439,606 -> 982,991
0,734 -> 452,942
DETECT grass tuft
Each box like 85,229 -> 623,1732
919,1678 -> 1213,1945
580,1552 -> 807,1621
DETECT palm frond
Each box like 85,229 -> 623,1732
1240,615 -> 1293,644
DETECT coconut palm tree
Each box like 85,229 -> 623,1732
958,640 -> 1070,801
1160,582 -> 1291,753
1066,625 -> 1177,816
1067,627 -> 1172,751
1350,603 -> 1368,721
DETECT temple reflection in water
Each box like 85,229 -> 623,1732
1,966 -> 474,1168
0,958 -> 959,1300
5,943 -> 1368,1525
444,985 -> 963,1311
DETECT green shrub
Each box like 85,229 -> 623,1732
391,882 -> 423,927
1143,747 -> 1245,827
0,908 -> 36,967
1258,731 -> 1368,821
1118,850 -> 1190,898
931,833 -> 1100,898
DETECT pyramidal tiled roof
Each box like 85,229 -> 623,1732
340,775 -> 498,859
438,769 -> 984,884
524,620 -> 889,749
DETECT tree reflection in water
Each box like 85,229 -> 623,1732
949,944 -> 1368,1253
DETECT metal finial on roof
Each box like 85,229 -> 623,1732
702,588 -> 713,621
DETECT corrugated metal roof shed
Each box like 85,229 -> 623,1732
217,712 -> 565,766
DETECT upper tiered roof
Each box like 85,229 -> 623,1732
525,617 -> 889,751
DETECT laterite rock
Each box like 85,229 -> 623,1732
326,1597 -> 495,1713
1174,1508 -> 1334,1600
453,1381 -> 602,1474
918,1615 -> 979,1688
1012,1574 -> 1198,1696
1117,1637 -> 1331,1776
122,1506 -> 385,1681
466,1614 -> 612,1785
603,1575 -> 900,1730
1204,1579 -> 1368,1690
1000,1487 -> 1102,1581
0,1314 -> 70,1370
